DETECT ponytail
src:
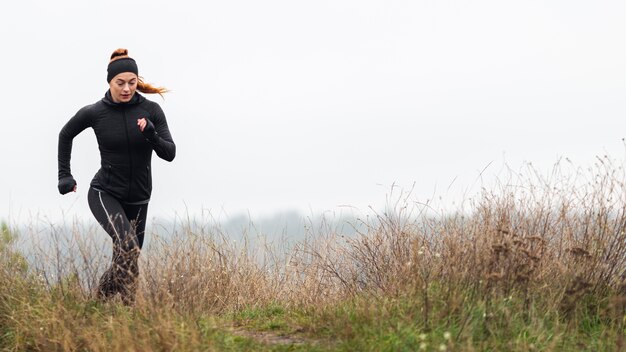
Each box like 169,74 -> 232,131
137,77 -> 169,97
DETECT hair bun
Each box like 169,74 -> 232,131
110,48 -> 129,60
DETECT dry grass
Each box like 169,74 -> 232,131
1,156 -> 625,350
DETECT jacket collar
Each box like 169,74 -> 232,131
102,90 -> 145,107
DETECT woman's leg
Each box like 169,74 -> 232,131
87,188 -> 141,302
119,202 -> 149,303
122,202 -> 148,250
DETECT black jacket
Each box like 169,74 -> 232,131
58,91 -> 176,203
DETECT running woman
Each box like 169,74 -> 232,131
57,48 -> 176,304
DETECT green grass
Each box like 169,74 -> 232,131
218,288 -> 625,351
0,264 -> 624,351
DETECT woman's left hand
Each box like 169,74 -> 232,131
137,118 -> 147,132
137,117 -> 157,141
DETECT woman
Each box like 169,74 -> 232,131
57,48 -> 176,304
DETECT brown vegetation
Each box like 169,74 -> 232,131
1,156 -> 625,350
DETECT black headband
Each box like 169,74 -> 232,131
107,57 -> 138,83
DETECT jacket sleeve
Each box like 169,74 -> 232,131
58,106 -> 94,179
146,104 -> 176,162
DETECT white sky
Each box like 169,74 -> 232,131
1,0 -> 625,223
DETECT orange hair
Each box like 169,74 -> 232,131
109,48 -> 131,62
109,48 -> 169,97
137,77 -> 169,97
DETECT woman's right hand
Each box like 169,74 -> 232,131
58,176 -> 77,195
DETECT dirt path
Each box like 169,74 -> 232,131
229,326 -> 309,346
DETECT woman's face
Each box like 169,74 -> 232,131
109,72 -> 138,103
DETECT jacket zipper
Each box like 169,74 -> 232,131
123,109 -> 133,200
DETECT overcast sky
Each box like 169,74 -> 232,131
1,0 -> 625,224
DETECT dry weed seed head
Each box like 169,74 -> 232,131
568,247 -> 591,259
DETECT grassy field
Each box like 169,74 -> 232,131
1,158 -> 625,351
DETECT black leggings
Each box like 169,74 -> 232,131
88,187 -> 148,302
